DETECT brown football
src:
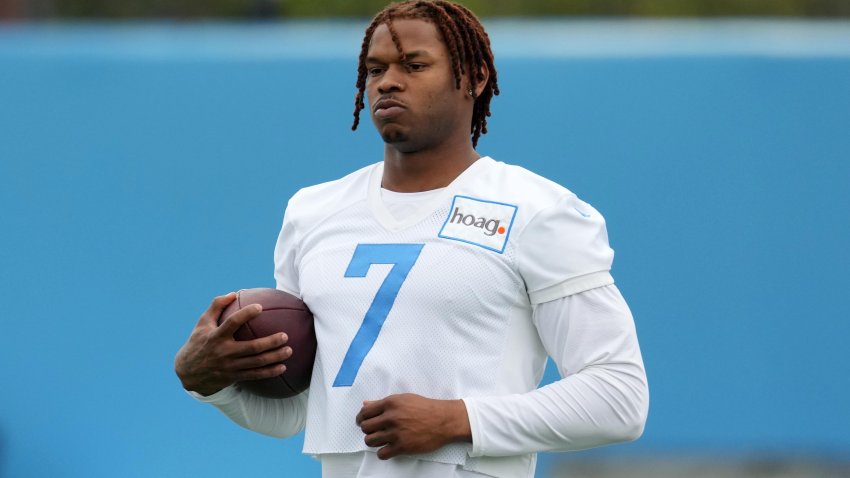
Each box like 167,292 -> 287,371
218,288 -> 315,398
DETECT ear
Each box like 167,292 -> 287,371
472,63 -> 490,98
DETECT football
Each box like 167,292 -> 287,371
218,288 -> 316,398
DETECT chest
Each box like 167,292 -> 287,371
296,207 -> 529,357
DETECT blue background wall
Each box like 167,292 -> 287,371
1,20 -> 849,477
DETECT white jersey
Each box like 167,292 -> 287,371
272,156 -> 616,475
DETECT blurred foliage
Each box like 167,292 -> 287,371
7,0 -> 850,18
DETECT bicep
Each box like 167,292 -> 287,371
532,284 -> 644,379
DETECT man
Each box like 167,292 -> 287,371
175,2 -> 649,477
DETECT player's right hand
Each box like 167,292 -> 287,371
174,292 -> 291,396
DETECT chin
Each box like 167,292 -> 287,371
381,129 -> 408,143
379,126 -> 418,152
383,135 -> 426,154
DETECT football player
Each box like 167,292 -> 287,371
175,2 -> 649,477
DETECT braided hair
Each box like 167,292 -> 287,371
351,0 -> 499,148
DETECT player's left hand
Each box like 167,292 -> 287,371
356,393 -> 472,460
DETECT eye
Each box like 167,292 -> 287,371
367,67 -> 385,77
406,63 -> 426,72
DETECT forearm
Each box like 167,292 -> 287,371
190,385 -> 309,438
464,361 -> 648,456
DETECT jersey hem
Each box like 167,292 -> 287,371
302,447 -> 470,467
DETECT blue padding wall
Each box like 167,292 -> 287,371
1,20 -> 848,477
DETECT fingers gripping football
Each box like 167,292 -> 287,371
174,292 -> 290,396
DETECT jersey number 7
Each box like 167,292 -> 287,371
333,243 -> 424,387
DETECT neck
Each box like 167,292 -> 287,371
381,136 -> 480,193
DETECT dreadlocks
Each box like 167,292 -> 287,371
351,0 -> 499,148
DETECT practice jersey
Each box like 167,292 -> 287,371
274,156 -> 615,476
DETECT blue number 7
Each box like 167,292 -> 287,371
333,243 -> 424,387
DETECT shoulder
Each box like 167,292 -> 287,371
288,162 -> 376,211
284,162 -> 377,233
473,159 -> 615,299
471,157 -> 588,222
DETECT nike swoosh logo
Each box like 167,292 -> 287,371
574,207 -> 591,218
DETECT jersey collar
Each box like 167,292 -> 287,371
368,156 -> 493,232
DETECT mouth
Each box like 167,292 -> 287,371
373,97 -> 406,119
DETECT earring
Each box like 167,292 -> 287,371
467,88 -> 474,97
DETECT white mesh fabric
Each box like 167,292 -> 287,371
273,157 -> 616,471
299,201 -> 527,465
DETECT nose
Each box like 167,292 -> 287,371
376,65 -> 405,95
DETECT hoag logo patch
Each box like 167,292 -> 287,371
438,195 -> 517,253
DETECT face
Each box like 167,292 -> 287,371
365,18 -> 471,153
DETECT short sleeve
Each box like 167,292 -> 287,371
517,194 -> 615,304
273,203 -> 300,297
